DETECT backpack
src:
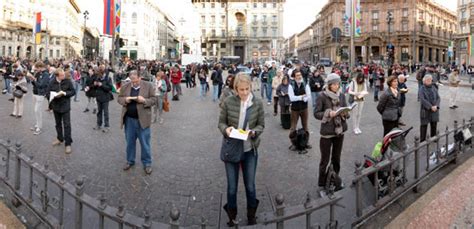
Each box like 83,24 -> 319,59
289,128 -> 309,151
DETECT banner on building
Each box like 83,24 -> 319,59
468,36 -> 474,56
353,0 -> 361,37
115,0 -> 121,35
34,12 -> 41,45
344,0 -> 361,37
344,0 -> 351,35
103,0 -> 115,35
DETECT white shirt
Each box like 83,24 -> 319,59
288,82 -> 312,103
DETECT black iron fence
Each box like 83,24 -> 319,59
0,139 -> 342,228
351,117 -> 474,228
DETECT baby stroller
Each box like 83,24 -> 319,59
363,127 -> 413,198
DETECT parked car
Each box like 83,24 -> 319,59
318,58 -> 332,67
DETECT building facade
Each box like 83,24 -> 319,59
456,0 -> 474,66
192,0 -> 285,63
120,0 -> 177,60
287,0 -> 456,66
0,0 -> 82,60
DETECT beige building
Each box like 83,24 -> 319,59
192,0 -> 285,63
0,0 -> 82,60
456,0 -> 474,66
287,0 -> 456,65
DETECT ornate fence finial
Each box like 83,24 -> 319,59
116,200 -> 125,218
75,176 -> 85,196
354,161 -> 362,175
59,174 -> 66,185
143,208 -> 152,229
304,193 -> 312,209
15,142 -> 22,153
200,216 -> 207,229
98,194 -> 107,210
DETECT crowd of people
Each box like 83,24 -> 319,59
0,55 -> 466,226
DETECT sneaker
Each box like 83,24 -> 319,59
92,109 -> 97,114
102,128 -> 109,133
453,105 -> 458,108
306,144 -> 312,149
357,128 -> 362,134
65,146 -> 72,154
33,128 -> 42,135
83,108 -> 89,113
93,126 -> 101,130
10,114 -> 15,117
52,139 -> 63,146
449,106 -> 455,109
144,166 -> 153,175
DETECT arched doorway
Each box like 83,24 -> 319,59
26,46 -> 32,59
39,48 -> 44,60
16,46 -> 21,58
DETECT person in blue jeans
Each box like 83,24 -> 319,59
260,66 -> 272,104
117,70 -> 157,175
218,73 -> 265,226
198,69 -> 207,99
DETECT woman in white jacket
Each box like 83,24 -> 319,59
348,72 -> 368,135
271,70 -> 283,116
11,72 -> 28,118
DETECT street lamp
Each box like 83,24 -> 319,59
309,28 -> 314,64
386,11 -> 393,67
83,10 -> 89,59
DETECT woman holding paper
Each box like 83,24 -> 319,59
376,75 -> 401,136
218,73 -> 265,226
348,72 -> 368,135
314,73 -> 349,190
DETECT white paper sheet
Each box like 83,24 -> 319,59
229,128 -> 249,141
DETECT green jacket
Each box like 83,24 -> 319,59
218,94 -> 265,150
268,68 -> 276,84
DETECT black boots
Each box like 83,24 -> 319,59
224,199 -> 260,227
223,204 -> 237,227
247,199 -> 260,225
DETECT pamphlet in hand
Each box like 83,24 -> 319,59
229,128 -> 249,141
49,92 -> 59,103
335,103 -> 357,115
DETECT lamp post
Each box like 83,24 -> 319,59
83,10 -> 89,59
309,28 -> 314,64
386,11 -> 393,67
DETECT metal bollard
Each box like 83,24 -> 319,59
354,161 -> 363,217
304,193 -> 312,229
58,175 -> 65,227
200,216 -> 207,229
98,194 -> 106,229
5,139 -> 11,180
14,142 -> 21,191
275,194 -> 285,229
170,206 -> 180,229
75,177 -> 84,229
116,200 -> 125,229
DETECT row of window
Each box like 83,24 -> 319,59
202,27 -> 278,37
0,46 -> 61,58
201,2 -> 278,9
200,14 -> 278,24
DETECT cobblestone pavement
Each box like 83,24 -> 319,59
0,76 -> 472,227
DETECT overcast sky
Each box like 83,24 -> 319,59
77,0 -> 457,38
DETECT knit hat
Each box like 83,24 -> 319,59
326,73 -> 341,85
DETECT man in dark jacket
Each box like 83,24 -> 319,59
47,68 -> 76,154
92,65 -> 114,132
419,74 -> 440,142
28,61 -> 51,135
84,67 -> 98,113
309,69 -> 325,109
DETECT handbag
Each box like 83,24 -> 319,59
220,106 -> 252,163
13,89 -> 24,98
163,98 -> 170,112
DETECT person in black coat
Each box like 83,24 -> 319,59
377,75 -> 401,136
92,65 -> 114,132
47,68 -> 75,154
84,67 -> 98,113
419,74 -> 441,142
